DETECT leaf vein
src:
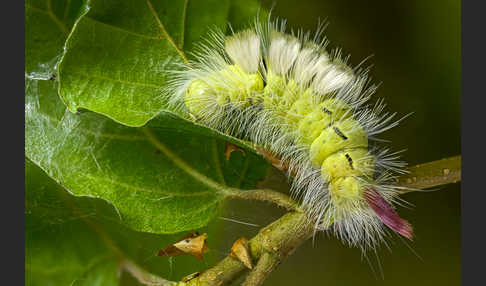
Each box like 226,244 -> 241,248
145,0 -> 190,63
180,0 -> 189,48
81,173 -> 217,197
25,4 -> 69,34
142,127 -> 232,195
69,72 -> 163,89
83,16 -> 161,40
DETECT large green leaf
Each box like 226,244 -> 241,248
58,0 -> 265,126
25,77 -> 269,233
26,158 -> 229,285
26,159 -> 120,286
25,0 -> 89,78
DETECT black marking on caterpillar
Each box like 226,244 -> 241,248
333,127 -> 348,140
345,153 -> 354,169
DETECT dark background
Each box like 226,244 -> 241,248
219,0 -> 461,285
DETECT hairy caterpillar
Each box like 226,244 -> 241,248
165,18 -> 412,250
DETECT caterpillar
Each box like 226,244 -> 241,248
165,18 -> 412,250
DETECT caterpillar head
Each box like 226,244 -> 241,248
185,64 -> 264,114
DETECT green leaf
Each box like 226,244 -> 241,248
26,158 -> 227,285
25,77 -> 269,234
26,159 -> 120,286
58,0 -> 266,126
25,0 -> 89,78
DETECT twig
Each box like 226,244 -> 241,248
224,188 -> 300,211
121,259 -> 176,286
186,212 -> 313,286
397,155 -> 461,192
242,253 -> 278,286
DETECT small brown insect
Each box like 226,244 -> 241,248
157,232 -> 209,260
229,237 -> 253,269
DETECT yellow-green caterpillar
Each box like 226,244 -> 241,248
166,19 -> 412,250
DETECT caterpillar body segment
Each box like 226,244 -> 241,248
166,19 -> 412,250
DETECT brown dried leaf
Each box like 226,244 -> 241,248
157,232 -> 209,260
229,237 -> 253,269
225,142 -> 246,160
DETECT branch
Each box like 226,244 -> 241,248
181,156 -> 462,286
186,211 -> 313,286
